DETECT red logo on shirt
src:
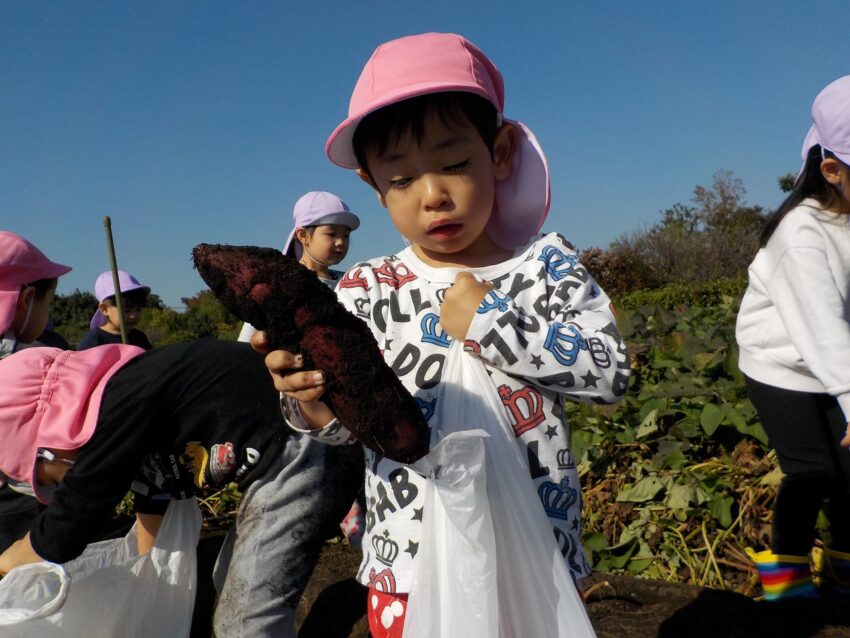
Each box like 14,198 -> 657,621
498,384 -> 545,437
374,262 -> 417,289
338,268 -> 370,291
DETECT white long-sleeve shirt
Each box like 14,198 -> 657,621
285,232 -> 630,592
736,198 -> 850,420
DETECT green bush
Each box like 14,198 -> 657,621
614,276 -> 747,311
577,289 -> 776,594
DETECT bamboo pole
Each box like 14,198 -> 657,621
102,216 -> 128,344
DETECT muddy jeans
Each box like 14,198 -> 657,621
212,432 -> 364,638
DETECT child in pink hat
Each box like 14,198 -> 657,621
77,270 -> 153,350
0,231 -> 71,358
0,231 -> 72,554
259,33 -> 629,637
0,339 -> 290,580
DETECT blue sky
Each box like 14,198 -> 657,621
2,2 -> 848,308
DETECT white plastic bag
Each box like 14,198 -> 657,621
405,344 -> 596,638
0,497 -> 201,638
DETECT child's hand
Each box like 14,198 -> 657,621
440,272 -> 493,341
255,335 -> 336,428
841,422 -> 850,448
249,329 -> 272,354
0,532 -> 41,576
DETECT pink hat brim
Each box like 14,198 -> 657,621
326,83 -> 495,169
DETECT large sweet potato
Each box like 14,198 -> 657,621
192,243 -> 430,463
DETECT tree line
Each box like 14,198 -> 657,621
50,168 -> 791,347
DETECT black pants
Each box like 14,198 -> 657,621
745,376 -> 850,554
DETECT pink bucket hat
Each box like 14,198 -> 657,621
282,191 -> 360,260
800,75 -> 850,166
325,32 -> 550,250
90,270 -> 151,330
0,231 -> 71,336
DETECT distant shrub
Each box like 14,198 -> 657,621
615,276 -> 748,311
581,170 -> 764,298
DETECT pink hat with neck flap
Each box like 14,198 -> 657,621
325,32 -> 550,250
0,231 -> 71,336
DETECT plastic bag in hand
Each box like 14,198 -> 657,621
405,344 -> 596,638
0,497 -> 201,638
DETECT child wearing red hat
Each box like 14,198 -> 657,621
259,33 -> 629,638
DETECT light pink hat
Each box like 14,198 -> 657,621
0,231 -> 72,335
282,191 -> 360,260
325,32 -> 550,250
90,270 -> 151,330
0,344 -> 144,503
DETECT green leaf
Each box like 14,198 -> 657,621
617,477 -> 665,503
666,483 -> 696,510
700,403 -> 724,436
662,449 -> 687,470
583,532 -> 609,552
636,409 -> 659,439
638,397 -> 668,423
709,493 -> 734,528
615,311 -> 636,338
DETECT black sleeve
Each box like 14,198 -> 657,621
129,330 -> 154,351
75,329 -> 100,351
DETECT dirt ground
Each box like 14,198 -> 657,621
189,536 -> 850,637
285,542 -> 850,638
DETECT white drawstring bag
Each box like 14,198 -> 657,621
405,344 -> 596,638
0,497 -> 201,637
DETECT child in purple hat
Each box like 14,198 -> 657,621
256,32 -> 629,637
77,270 -> 153,350
737,75 -> 850,600
283,190 -> 360,282
215,190 -> 365,638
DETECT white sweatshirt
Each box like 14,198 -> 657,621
285,232 -> 631,592
736,198 -> 850,420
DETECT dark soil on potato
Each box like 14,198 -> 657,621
191,537 -> 850,638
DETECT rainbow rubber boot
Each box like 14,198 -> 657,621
812,546 -> 850,597
747,548 -> 817,601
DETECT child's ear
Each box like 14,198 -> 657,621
821,158 -> 845,185
98,301 -> 110,315
17,286 -> 35,311
356,168 -> 387,208
492,123 -> 518,182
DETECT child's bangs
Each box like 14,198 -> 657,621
353,92 -> 498,169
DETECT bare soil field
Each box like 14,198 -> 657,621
192,538 -> 850,638
284,542 -> 850,638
